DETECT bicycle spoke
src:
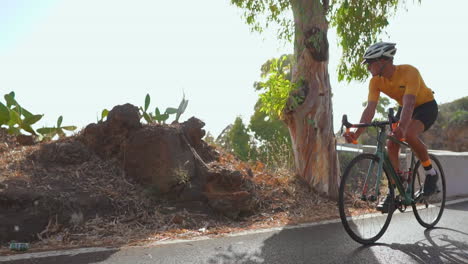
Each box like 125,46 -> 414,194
339,154 -> 394,244
411,154 -> 446,228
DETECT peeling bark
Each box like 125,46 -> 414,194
286,0 -> 339,199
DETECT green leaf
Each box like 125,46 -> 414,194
143,112 -> 152,123
0,102 -> 9,124
144,94 -> 150,112
101,109 -> 109,120
23,114 -> 43,126
7,127 -> 20,135
181,100 -> 189,113
12,105 -> 22,115
20,107 -> 33,119
20,124 -> 36,135
155,107 -> 161,117
9,109 -> 21,125
177,95 -> 188,113
165,107 -> 178,115
57,128 -> 66,138
37,127 -> 56,135
155,112 -> 170,124
57,116 -> 63,128
62,126 -> 77,131
4,92 -> 17,107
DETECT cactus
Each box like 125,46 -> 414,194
153,107 -> 169,124
37,116 -> 77,141
0,92 -> 43,136
0,102 -> 10,126
175,93 -> 189,123
139,93 -> 189,124
98,109 -> 109,123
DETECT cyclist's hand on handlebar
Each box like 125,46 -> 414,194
344,131 -> 358,144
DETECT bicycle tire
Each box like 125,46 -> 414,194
338,153 -> 395,244
411,154 -> 446,228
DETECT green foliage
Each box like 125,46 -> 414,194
249,100 -> 294,169
173,166 -> 190,185
37,116 -> 77,141
255,55 -> 297,119
139,93 -> 189,124
436,96 -> 468,128
449,110 -> 468,126
98,109 -> 109,123
359,97 -> 398,145
330,0 -> 413,81
227,117 -> 252,161
213,55 -> 295,169
306,30 -> 325,52
230,0 -> 294,42
361,96 -> 397,120
0,92 -> 44,136
175,94 -> 189,123
0,91 -> 77,141
231,0 -> 418,82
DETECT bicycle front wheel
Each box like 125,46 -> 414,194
411,154 -> 446,228
338,153 -> 394,244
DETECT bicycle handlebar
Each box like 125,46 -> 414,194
342,108 -> 398,129
341,108 -> 401,145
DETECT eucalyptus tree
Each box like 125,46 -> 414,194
231,0 -> 419,198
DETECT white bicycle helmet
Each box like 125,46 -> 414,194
362,42 -> 396,63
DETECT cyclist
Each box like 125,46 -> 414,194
344,42 -> 439,213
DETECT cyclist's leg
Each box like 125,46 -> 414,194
387,139 -> 401,171
405,120 -> 428,162
406,100 -> 438,168
406,100 -> 439,195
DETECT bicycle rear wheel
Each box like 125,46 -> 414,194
338,154 -> 395,244
411,154 -> 446,228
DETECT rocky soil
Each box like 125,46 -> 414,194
0,104 -> 339,255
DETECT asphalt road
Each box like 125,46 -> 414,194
2,200 -> 467,264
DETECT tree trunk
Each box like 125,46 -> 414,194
285,0 -> 339,199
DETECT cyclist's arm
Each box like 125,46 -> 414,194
398,94 -> 416,132
355,101 -> 377,137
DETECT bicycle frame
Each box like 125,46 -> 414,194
369,126 -> 417,206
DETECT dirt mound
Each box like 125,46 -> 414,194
0,128 -> 17,152
0,133 -> 338,254
0,103 -> 259,245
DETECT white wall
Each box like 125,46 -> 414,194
337,144 -> 468,198
430,150 -> 468,198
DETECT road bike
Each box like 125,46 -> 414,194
338,109 -> 446,244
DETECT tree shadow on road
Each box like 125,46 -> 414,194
361,228 -> 468,264
206,221 -> 383,264
206,223 -> 468,264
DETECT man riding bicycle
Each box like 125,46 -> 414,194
344,42 -> 439,213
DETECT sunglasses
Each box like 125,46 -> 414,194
364,58 -> 379,64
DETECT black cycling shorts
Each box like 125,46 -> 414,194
395,100 -> 438,131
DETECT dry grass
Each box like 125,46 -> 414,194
0,133 -> 339,255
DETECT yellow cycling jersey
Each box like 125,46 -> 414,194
368,64 -> 434,107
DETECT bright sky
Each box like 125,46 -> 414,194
0,0 -> 467,137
